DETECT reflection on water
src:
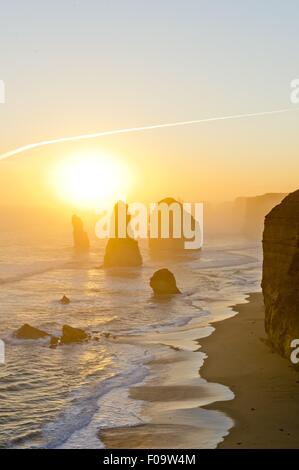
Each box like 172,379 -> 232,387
0,234 -> 262,448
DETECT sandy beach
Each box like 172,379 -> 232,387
100,293 -> 299,449
201,292 -> 299,448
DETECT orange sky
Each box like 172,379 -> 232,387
0,2 -> 298,208
0,110 -> 298,210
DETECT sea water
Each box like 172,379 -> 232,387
0,232 -> 262,448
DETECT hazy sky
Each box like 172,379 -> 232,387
0,0 -> 298,205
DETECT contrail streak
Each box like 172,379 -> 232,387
0,107 -> 297,161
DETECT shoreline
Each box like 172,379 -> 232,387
200,292 -> 299,448
100,292 -> 299,449
99,306 -> 235,449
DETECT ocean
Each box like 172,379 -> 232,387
0,232 -> 262,448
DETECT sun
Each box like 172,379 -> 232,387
52,153 -> 130,209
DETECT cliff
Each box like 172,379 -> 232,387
262,190 -> 299,358
204,193 -> 286,239
236,193 -> 287,238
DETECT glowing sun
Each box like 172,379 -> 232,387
52,153 -> 130,209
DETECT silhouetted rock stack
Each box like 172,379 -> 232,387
14,324 -> 50,340
104,201 -> 142,267
150,268 -> 181,295
72,215 -> 90,252
262,190 -> 299,358
149,197 -> 200,253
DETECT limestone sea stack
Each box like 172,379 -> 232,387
103,201 -> 142,267
72,215 -> 90,252
262,190 -> 299,358
14,324 -> 50,340
149,197 -> 200,253
150,268 -> 181,295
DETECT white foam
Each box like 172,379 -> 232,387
35,346 -> 152,449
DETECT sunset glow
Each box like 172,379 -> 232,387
52,153 -> 130,209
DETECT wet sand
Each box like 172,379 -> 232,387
99,325 -> 234,449
100,293 -> 299,449
201,292 -> 299,448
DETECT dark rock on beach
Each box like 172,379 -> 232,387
60,324 -> 89,344
262,189 -> 299,359
150,268 -> 181,295
14,324 -> 50,340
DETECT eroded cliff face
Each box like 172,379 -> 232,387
204,193 -> 286,239
262,190 -> 299,358
240,193 -> 287,238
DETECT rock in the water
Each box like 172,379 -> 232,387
150,268 -> 181,295
60,295 -> 70,305
103,201 -> 142,267
60,324 -> 88,344
72,214 -> 90,252
262,190 -> 299,358
14,324 -> 50,340
149,197 -> 201,253
49,336 -> 60,348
